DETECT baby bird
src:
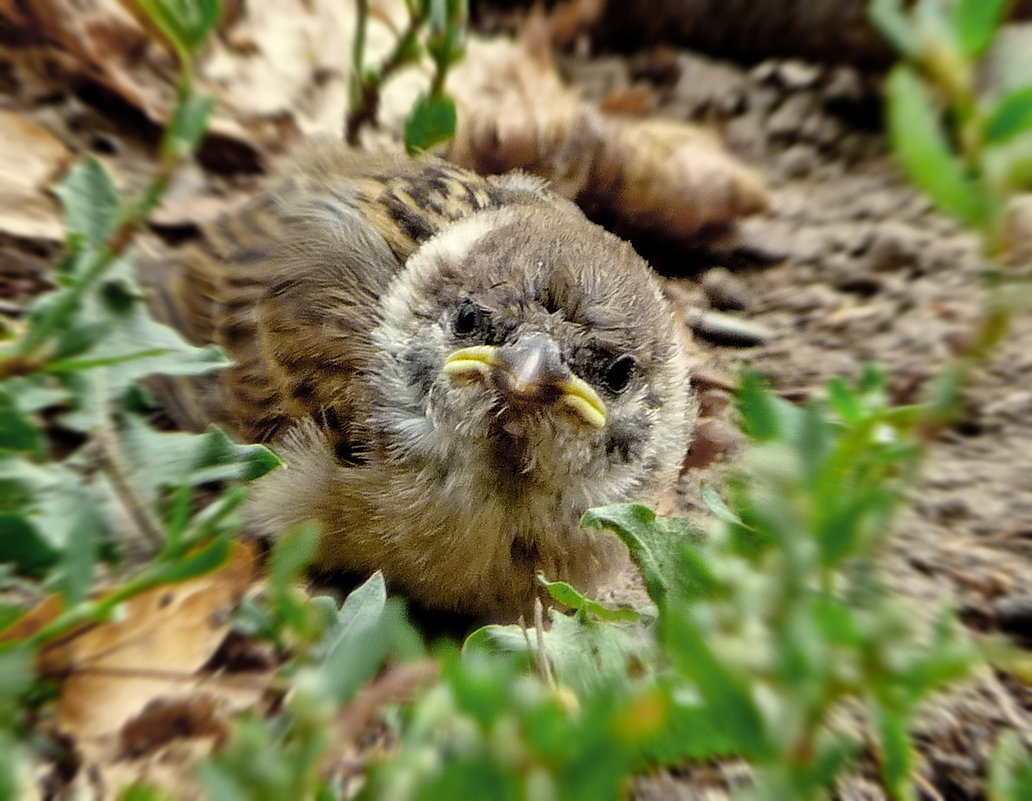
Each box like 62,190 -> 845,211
147,143 -> 695,619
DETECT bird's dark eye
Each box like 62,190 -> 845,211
454,299 -> 482,335
604,354 -> 637,394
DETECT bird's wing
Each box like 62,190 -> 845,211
141,143 -> 567,451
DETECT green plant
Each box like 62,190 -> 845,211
0,0 -> 278,786
346,0 -> 467,153
349,371 -> 971,801
869,0 -> 1032,426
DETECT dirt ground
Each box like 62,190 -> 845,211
2,3 -> 1032,798
558,47 -> 1032,800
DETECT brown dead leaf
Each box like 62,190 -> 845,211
27,541 -> 257,740
599,85 -> 654,116
119,693 -> 229,758
546,0 -> 608,49
580,117 -> 770,241
0,109 -> 70,240
444,38 -> 602,199
440,37 -> 768,243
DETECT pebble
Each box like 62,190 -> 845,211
700,267 -> 749,311
993,595 -> 1032,639
684,308 -> 772,347
861,222 -> 924,272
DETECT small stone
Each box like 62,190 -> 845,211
700,267 -> 749,311
684,309 -> 772,347
994,595 -> 1032,639
767,94 -> 813,138
862,222 -> 924,272
777,144 -> 818,179
775,61 -> 821,90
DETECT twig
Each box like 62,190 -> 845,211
344,1 -> 427,144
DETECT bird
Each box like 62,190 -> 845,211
144,141 -> 696,620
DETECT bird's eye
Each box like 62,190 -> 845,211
454,299 -> 482,335
604,354 -> 637,394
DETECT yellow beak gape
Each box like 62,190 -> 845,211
442,345 -> 607,429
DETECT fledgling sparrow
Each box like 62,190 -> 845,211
146,142 -> 695,620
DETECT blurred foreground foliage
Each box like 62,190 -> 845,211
0,0 -> 1029,799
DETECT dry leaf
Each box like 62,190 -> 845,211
0,109 -> 70,240
581,116 -> 770,241
440,37 -> 768,242
21,541 -> 257,740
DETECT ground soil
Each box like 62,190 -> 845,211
557,46 -> 1032,800
3,7 -> 1031,799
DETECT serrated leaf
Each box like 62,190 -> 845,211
952,0 -> 1010,57
985,86 -> 1032,144
44,272 -> 229,396
886,66 -> 987,226
55,157 -> 121,250
116,418 -> 279,500
539,576 -> 641,622
0,458 -> 112,575
581,504 -> 704,607
404,92 -> 457,153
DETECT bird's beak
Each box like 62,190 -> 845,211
442,334 -> 607,429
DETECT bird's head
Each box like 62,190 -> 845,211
369,204 -> 693,506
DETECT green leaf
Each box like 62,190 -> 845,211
952,0 -> 1011,57
699,482 -> 742,525
315,573 -> 413,702
0,458 -> 112,575
867,0 -> 918,57
874,706 -> 913,799
985,86 -> 1032,144
583,505 -> 670,604
538,576 -> 641,622
826,376 -> 863,426
268,521 -> 320,596
165,94 -> 213,159
49,501 -> 102,605
116,419 -> 279,501
135,0 -> 222,57
55,157 -> 121,250
154,535 -> 230,584
886,66 -> 986,226
0,387 -> 44,457
120,783 -> 174,801
737,371 -> 780,441
44,271 -> 229,397
663,607 -> 771,759
404,92 -> 457,153
988,731 -> 1032,801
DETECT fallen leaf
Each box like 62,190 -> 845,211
580,116 -> 770,241
19,541 -> 258,741
0,109 -> 71,240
